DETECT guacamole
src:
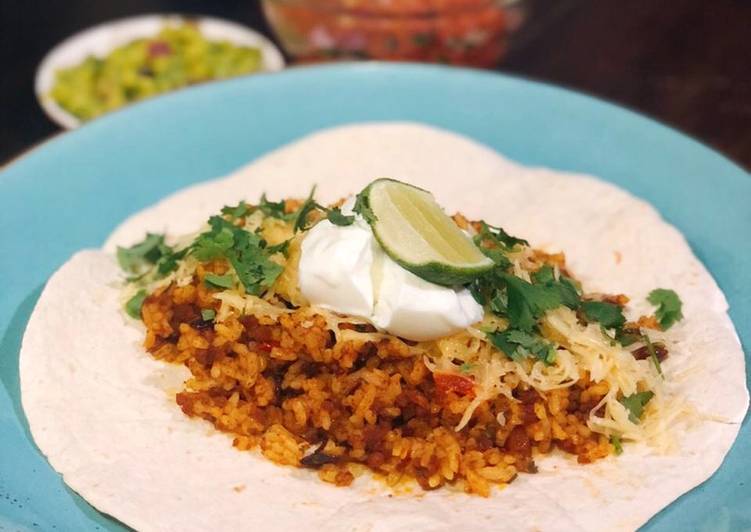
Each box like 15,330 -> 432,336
50,23 -> 263,121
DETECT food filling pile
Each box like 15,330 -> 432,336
119,179 -> 685,496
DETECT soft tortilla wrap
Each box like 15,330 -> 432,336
20,123 -> 748,531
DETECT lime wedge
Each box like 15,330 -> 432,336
358,178 -> 494,285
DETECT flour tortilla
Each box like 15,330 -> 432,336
21,123 -> 748,531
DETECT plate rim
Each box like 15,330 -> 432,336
1,61 -> 749,531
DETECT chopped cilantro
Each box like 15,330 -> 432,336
117,233 -> 166,274
293,187 -> 320,232
502,274 -> 563,331
192,216 -> 235,261
470,266 -> 576,330
156,247 -> 188,277
477,246 -> 511,269
352,190 -> 377,224
201,309 -> 216,321
532,265 -> 555,284
616,329 -> 641,347
475,222 -> 528,250
487,329 -> 557,365
459,362 -> 473,374
227,229 -> 283,295
204,273 -> 234,289
531,265 -> 581,310
642,334 -> 664,378
412,33 -> 435,47
266,239 -> 290,255
191,216 -> 282,295
610,435 -> 624,455
258,194 -> 292,220
327,207 -> 355,226
619,391 -> 654,423
221,201 -> 252,219
647,288 -> 683,330
125,289 -> 148,320
581,301 -> 626,330
117,233 -> 185,280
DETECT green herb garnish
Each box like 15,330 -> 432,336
201,309 -> 216,321
647,288 -> 683,330
221,200 -> 252,219
502,274 -> 565,331
487,329 -> 557,365
619,391 -> 655,423
642,334 -> 664,378
266,239 -> 290,255
204,273 -> 234,289
352,190 -> 377,224
327,207 -> 355,226
192,216 -> 282,295
257,194 -> 292,220
581,301 -> 626,330
475,221 -> 528,251
531,265 -> 581,310
610,435 -> 624,455
293,187 -> 320,232
125,289 -> 148,320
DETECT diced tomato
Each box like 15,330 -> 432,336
434,372 -> 475,397
256,341 -> 276,353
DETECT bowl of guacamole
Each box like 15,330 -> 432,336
36,15 -> 285,128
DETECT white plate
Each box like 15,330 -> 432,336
35,13 -> 286,129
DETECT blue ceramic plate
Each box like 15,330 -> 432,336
0,63 -> 748,531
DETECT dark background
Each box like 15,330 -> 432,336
1,0 -> 749,168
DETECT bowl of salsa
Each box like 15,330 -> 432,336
262,0 -> 526,67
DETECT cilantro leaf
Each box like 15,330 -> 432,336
476,221 -> 528,250
642,334 -> 664,378
125,289 -> 148,320
647,288 -> 683,330
487,328 -> 557,365
221,201 -> 252,219
227,229 -> 283,295
327,207 -> 355,226
293,187 -> 320,232
258,194 -> 292,220
266,239 -> 290,255
201,309 -> 216,321
117,233 -> 166,274
616,329 -> 641,347
190,216 -> 282,295
204,273 -> 234,289
477,246 -> 511,269
192,216 -> 235,261
619,391 -> 654,423
531,265 -> 581,310
610,435 -> 624,455
353,191 -> 377,224
502,274 -> 563,331
156,247 -> 188,277
531,265 -> 555,284
459,362 -> 473,374
581,301 -> 626,330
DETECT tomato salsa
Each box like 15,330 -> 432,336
262,0 -> 525,67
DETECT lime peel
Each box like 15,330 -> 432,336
356,178 -> 493,285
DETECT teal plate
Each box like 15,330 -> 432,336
0,63 -> 748,531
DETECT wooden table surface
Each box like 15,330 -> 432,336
1,0 -> 749,168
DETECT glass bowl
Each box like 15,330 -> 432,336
262,0 -> 526,68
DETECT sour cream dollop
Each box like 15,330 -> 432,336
298,204 -> 483,341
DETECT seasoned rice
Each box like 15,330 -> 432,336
142,259 -> 612,496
